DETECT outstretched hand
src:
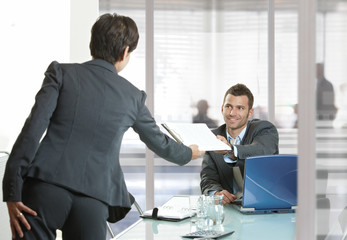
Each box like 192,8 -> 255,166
214,135 -> 231,155
189,144 -> 205,159
7,201 -> 37,239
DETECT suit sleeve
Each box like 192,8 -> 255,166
200,152 -> 224,195
132,91 -> 192,166
2,61 -> 63,202
236,121 -> 279,160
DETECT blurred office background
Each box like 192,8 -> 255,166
0,0 -> 346,239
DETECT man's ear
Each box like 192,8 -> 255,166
121,46 -> 130,61
248,108 -> 254,119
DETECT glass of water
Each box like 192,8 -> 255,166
196,195 -> 209,229
207,195 -> 225,226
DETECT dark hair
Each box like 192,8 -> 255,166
223,83 -> 254,109
90,13 -> 139,64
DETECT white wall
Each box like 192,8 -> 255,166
0,0 -> 98,152
70,0 -> 99,62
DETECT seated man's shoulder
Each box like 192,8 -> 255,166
249,118 -> 277,129
211,124 -> 226,134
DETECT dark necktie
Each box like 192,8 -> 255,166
228,137 -> 243,198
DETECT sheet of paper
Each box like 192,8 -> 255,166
162,123 -> 230,151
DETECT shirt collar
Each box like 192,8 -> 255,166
226,124 -> 247,144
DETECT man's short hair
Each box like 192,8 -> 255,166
90,13 -> 139,64
223,83 -> 254,109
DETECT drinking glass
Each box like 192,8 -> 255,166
207,195 -> 225,226
196,195 -> 209,230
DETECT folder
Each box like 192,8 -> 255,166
140,196 -> 193,222
162,122 -> 230,151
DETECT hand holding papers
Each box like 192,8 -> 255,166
162,123 -> 230,151
189,144 -> 205,160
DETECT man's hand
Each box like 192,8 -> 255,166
189,144 -> 205,160
214,135 -> 231,155
7,201 -> 37,239
215,190 -> 237,205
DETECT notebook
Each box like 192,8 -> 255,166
232,154 -> 298,214
141,196 -> 193,221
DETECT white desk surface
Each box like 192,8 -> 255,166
113,196 -> 296,240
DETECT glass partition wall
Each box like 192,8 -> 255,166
100,0 -> 347,239
315,0 -> 347,239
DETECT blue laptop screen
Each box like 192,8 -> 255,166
242,155 -> 297,210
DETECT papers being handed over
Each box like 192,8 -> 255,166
162,122 -> 230,151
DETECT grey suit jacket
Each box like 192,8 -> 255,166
3,59 -> 192,222
200,119 -> 279,195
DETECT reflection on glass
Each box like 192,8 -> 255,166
316,0 -> 347,239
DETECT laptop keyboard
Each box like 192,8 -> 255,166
233,196 -> 243,205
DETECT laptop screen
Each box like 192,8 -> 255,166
242,155 -> 297,210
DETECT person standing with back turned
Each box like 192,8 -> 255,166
3,13 -> 204,240
200,83 -> 278,205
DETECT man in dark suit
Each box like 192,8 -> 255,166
316,62 -> 337,121
200,84 -> 278,205
3,13 -> 204,240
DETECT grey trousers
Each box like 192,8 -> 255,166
17,178 -> 108,240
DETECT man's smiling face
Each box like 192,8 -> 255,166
221,94 -> 253,138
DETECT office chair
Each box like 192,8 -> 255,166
339,206 -> 347,240
0,151 -> 12,239
106,192 -> 143,239
323,206 -> 347,240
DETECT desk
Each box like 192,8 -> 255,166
113,196 -> 296,240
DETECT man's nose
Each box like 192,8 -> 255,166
229,108 -> 236,115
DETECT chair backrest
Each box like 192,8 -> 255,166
0,151 -> 11,239
106,193 -> 143,239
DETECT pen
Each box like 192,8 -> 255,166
161,123 -> 183,143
